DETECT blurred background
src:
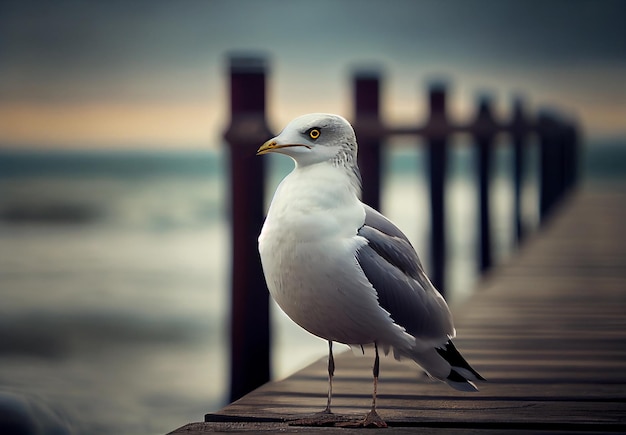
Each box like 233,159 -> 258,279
0,0 -> 624,434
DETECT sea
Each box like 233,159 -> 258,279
0,137 -> 623,434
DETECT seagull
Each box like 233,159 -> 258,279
257,113 -> 484,427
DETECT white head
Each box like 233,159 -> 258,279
257,113 -> 358,169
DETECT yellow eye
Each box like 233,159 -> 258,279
309,128 -> 320,140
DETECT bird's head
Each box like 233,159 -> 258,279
257,113 -> 358,168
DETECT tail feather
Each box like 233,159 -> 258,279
436,340 -> 485,391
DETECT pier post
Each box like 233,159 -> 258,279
223,55 -> 272,402
353,70 -> 383,211
472,96 -> 497,273
538,112 -> 560,221
510,97 -> 528,244
424,83 -> 449,296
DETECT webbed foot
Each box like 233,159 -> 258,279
288,408 -> 352,426
336,409 -> 388,428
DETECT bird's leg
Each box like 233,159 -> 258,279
323,340 -> 334,414
290,340 -> 348,426
371,342 -> 379,412
362,342 -> 387,427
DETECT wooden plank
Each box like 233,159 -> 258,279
168,188 -> 626,434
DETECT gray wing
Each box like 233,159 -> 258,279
357,205 -> 454,341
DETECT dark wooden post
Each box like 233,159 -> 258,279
223,55 -> 272,402
510,98 -> 528,244
538,112 -> 559,221
424,83 -> 449,296
353,70 -> 383,211
554,119 -> 568,203
472,96 -> 498,273
555,119 -> 578,199
563,122 -> 580,191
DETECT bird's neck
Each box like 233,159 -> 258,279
292,160 -> 362,200
263,161 -> 364,243
266,161 -> 362,223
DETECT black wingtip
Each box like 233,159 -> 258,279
436,340 -> 485,382
446,370 -> 479,392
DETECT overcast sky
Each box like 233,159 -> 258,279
0,0 -> 624,148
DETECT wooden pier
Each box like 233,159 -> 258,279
222,55 -> 581,402
169,186 -> 626,433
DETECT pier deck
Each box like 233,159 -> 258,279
170,187 -> 626,433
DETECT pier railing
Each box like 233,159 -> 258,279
223,54 -> 579,402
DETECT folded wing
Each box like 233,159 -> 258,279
356,205 -> 454,346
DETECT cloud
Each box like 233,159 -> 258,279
0,0 -> 624,146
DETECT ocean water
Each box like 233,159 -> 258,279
4,136 -> 616,434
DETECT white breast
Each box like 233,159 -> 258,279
258,163 -> 406,345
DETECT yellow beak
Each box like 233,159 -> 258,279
256,139 -> 310,155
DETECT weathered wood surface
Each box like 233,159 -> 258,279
169,187 -> 626,433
